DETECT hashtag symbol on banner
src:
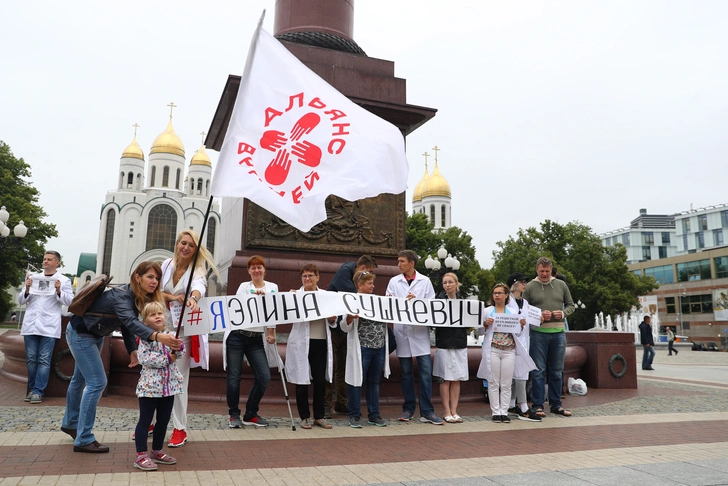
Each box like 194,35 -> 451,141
187,308 -> 202,326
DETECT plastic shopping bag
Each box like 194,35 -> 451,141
568,377 -> 588,396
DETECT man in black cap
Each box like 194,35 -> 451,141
505,272 -> 542,422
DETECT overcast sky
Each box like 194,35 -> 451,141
2,0 -> 727,274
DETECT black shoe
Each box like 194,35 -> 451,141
61,427 -> 77,439
73,441 -> 109,453
492,415 -> 502,423
501,415 -> 511,423
507,406 -> 520,416
518,409 -> 543,422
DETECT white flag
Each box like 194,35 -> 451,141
211,14 -> 409,233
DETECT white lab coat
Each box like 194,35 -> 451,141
161,258 -> 210,369
340,317 -> 391,387
477,305 -> 536,381
18,271 -> 73,339
507,294 -> 536,380
285,287 -> 334,384
222,280 -> 278,370
386,271 -> 435,358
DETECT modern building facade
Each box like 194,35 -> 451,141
600,208 -> 678,264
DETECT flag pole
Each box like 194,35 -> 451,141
174,195 -> 214,339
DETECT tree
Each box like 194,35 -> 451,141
492,219 -> 657,330
405,213 -> 494,301
0,141 -> 58,319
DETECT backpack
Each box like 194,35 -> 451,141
69,274 -> 116,318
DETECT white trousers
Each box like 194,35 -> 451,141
171,335 -> 192,431
487,347 -> 515,416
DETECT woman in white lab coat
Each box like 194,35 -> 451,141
285,264 -> 334,429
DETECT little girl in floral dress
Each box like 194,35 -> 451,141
133,301 -> 184,471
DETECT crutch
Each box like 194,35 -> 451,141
269,341 -> 296,431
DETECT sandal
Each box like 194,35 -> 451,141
531,406 -> 547,418
300,419 -> 312,429
444,415 -> 456,423
314,419 -> 332,429
550,407 -> 572,417
453,414 -> 463,423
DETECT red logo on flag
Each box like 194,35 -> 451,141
236,92 -> 350,204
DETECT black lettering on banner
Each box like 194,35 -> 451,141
280,293 -> 301,321
466,300 -> 483,324
300,292 -> 321,319
246,296 -> 261,326
341,293 -> 360,315
378,296 -> 394,322
411,299 -> 429,324
394,298 -> 412,323
228,298 -> 245,327
429,299 -> 447,326
449,300 -> 463,327
261,295 -> 278,323
359,294 -> 376,318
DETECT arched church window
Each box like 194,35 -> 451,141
136,173 -> 142,190
146,204 -> 177,252
119,172 -> 124,189
430,205 -> 435,225
197,178 -> 203,195
189,178 -> 194,195
150,166 -> 156,187
162,166 -> 170,187
101,209 -> 116,276
206,218 -> 216,256
205,179 -> 210,197
441,205 -> 446,227
127,172 -> 134,188
175,169 -> 181,190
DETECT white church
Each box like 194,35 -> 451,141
77,108 -> 221,288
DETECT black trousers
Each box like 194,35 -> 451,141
668,340 -> 678,355
295,339 -> 328,420
136,395 -> 174,452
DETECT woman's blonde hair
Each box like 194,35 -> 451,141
174,229 -> 221,280
353,270 -> 375,288
130,261 -> 164,312
141,301 -> 166,321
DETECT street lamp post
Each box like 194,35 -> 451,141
424,246 -> 460,285
677,284 -> 687,337
0,206 -> 29,249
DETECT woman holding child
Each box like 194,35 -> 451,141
62,261 -> 181,453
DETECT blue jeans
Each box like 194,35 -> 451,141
642,345 -> 655,369
348,346 -> 385,420
226,331 -> 270,418
62,324 -> 106,447
399,354 -> 434,417
24,335 -> 56,396
529,330 -> 566,411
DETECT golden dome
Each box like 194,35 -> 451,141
412,165 -> 429,203
421,162 -> 451,198
121,135 -> 144,160
190,144 -> 211,167
150,120 -> 185,157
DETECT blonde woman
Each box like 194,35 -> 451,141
433,273 -> 468,423
161,229 -> 219,447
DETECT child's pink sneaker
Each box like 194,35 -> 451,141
150,450 -> 177,465
134,452 -> 158,471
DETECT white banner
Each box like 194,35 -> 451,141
184,292 -> 484,336
493,313 -> 522,334
29,276 -> 56,296
526,305 -> 542,327
210,13 -> 409,233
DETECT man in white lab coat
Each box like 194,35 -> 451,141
386,250 -> 443,425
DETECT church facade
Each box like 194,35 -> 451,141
80,113 -> 221,287
411,147 -> 452,230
